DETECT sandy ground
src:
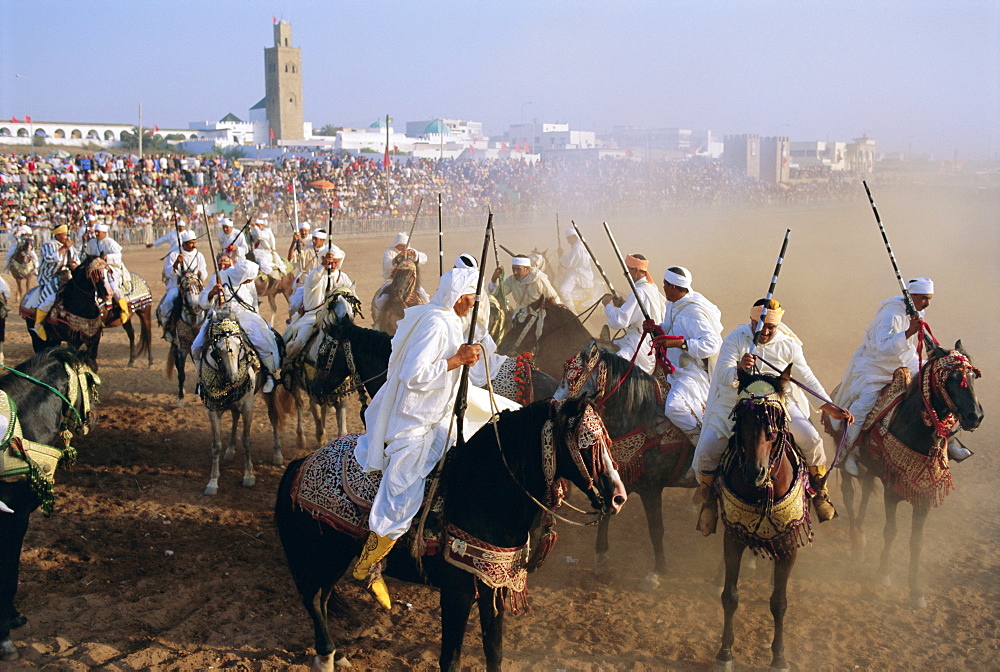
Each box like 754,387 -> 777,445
1,180 -> 998,671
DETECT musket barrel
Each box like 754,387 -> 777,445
748,229 -> 790,357
602,221 -> 652,323
572,220 -> 617,299
454,210 -> 493,445
863,180 -> 917,316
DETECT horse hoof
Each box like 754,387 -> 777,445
334,651 -> 353,668
771,663 -> 790,672
127,361 -> 135,368
594,552 -> 610,578
223,448 -> 235,462
713,658 -> 733,672
204,483 -> 218,496
878,573 -> 892,588
1,638 -> 18,662
174,398 -> 186,407
638,571 -> 661,591
272,453 -> 284,467
910,594 -> 927,609
9,612 -> 27,630
312,653 -> 335,672
243,476 -> 256,488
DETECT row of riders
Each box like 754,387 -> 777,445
0,214 -> 984,670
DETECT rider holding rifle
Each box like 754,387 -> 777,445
601,253 -> 666,375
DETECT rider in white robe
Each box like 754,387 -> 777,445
156,231 -> 208,339
381,231 -> 427,280
3,224 -> 37,272
602,254 -> 666,375
556,227 -> 598,311
287,229 -> 329,317
282,245 -> 353,364
249,217 -> 288,277
653,266 -> 724,446
692,300 -> 852,530
31,225 -> 81,340
489,255 -> 562,313
217,219 -> 250,261
146,220 -> 188,254
351,268 -> 482,609
192,256 -> 280,393
81,223 -> 131,320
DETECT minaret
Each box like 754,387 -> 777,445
264,20 -> 303,141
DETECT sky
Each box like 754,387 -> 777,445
1,0 -> 998,160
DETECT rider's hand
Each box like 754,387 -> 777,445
655,335 -> 686,349
904,314 -> 922,338
821,403 -> 853,425
738,353 -> 756,372
145,243 -> 153,248
446,344 -> 481,370
490,268 -> 502,283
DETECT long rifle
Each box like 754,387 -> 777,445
454,210 -> 493,446
862,180 -> 918,317
556,213 -> 563,257
437,193 -> 444,277
325,207 -> 334,294
200,200 -> 222,307
403,196 -> 425,250
602,221 -> 651,322
498,243 -> 517,258
748,229 -> 791,358
572,220 -> 619,300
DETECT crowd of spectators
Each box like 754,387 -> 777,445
0,149 -> 862,248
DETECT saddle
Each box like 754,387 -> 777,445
289,433 -> 443,550
122,272 -> 153,311
861,367 -> 954,508
50,300 -> 104,340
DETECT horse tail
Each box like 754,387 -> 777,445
266,387 -> 288,429
134,305 -> 152,363
274,385 -> 297,419
165,344 -> 176,381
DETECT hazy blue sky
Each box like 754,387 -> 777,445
2,1 -> 998,159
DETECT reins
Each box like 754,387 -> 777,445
1,363 -> 85,428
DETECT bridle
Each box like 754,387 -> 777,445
729,380 -> 791,488
919,351 -> 982,438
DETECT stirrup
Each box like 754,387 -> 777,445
812,492 -> 839,522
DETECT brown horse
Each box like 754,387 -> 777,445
497,297 -> 593,378
371,255 -> 425,336
714,365 -> 811,672
828,341 -> 983,608
254,270 -> 295,326
7,236 -> 36,305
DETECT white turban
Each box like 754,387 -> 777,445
311,229 -> 328,241
392,231 -> 408,246
432,267 -> 479,310
175,220 -> 187,228
179,230 -> 196,243
663,266 -> 692,289
454,253 -> 478,269
564,227 -> 579,239
511,256 -> 532,267
222,218 -> 234,228
325,244 -> 345,260
15,225 -> 31,236
94,223 -> 110,232
907,277 -> 934,294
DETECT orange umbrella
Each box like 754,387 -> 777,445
309,179 -> 336,190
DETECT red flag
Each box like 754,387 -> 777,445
468,144 -> 476,155
24,116 -> 31,123
269,127 -> 275,140
384,144 -> 389,166
272,15 -> 277,24
393,145 -> 398,153
10,117 -> 20,123
153,124 -> 159,133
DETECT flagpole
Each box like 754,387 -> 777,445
138,102 -> 143,160
384,114 -> 390,209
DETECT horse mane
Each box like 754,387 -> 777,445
0,347 -> 90,444
595,348 -> 660,438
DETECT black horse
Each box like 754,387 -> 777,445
21,256 -> 110,362
556,341 -> 695,589
0,347 -> 100,661
306,295 -> 559,435
275,396 -> 627,671
832,340 -> 984,608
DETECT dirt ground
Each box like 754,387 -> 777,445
2,181 -> 998,671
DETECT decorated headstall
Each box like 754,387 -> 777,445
731,377 -> 790,455
545,398 -> 616,506
920,351 -> 981,437
561,345 -> 608,399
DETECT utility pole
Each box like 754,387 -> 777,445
138,101 -> 143,159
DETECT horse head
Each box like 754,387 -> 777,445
927,340 -> 984,432
206,313 -> 250,385
555,340 -> 659,439
733,365 -> 792,489
552,396 -> 627,516
387,256 -> 422,305
179,271 -> 205,323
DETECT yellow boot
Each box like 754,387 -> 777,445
696,473 -> 718,536
808,465 -> 838,522
33,309 -> 49,341
353,532 -> 396,579
117,297 -> 131,324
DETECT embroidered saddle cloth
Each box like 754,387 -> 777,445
290,433 -> 376,539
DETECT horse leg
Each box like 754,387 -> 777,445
876,488 -> 901,588
638,487 -> 666,590
476,586 -> 505,672
769,550 -> 796,672
293,389 -> 307,452
335,398 -> 347,438
241,399 -> 256,488
841,473 -> 865,561
265,393 -> 284,466
122,319 -> 137,367
204,410 -> 223,496
176,348 -> 187,405
0,482 -> 33,661
224,410 -> 238,462
439,572 -> 477,672
594,514 -> 612,581
716,529 -> 746,671
311,402 -> 326,448
908,506 -> 930,609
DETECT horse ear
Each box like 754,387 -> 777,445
736,366 -> 751,390
780,363 -> 792,385
955,339 -> 966,355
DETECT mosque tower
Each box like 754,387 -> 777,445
264,20 -> 303,141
